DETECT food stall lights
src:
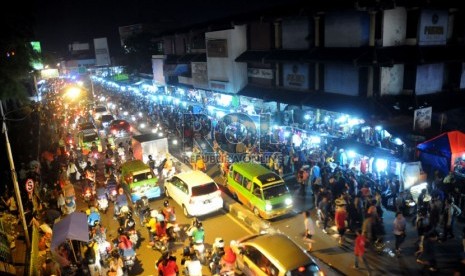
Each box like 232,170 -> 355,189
348,118 -> 364,127
151,128 -> 157,133
123,111 -> 128,116
177,88 -> 185,94
216,111 -> 225,118
99,96 -> 105,102
139,123 -> 146,129
138,112 -> 143,117
284,131 -> 291,138
375,125 -> 383,131
131,116 -> 136,122
77,81 -> 84,86
158,132 -> 163,137
273,125 -> 279,130
462,153 -> 465,159
172,139 -> 178,145
304,114 -> 311,120
324,116 -> 330,123
182,102 -> 187,107
207,106 -> 215,112
230,109 -> 234,114
376,159 -> 388,172
174,98 -> 180,105
310,136 -> 321,144
121,86 -> 126,92
335,115 -> 348,124
218,94 -> 232,106
347,150 -> 356,158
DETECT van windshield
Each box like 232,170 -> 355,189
83,133 -> 98,143
133,172 -> 153,182
192,183 -> 218,196
262,184 -> 289,199
257,173 -> 281,185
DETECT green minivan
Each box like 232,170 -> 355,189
120,160 -> 161,203
226,162 -> 293,219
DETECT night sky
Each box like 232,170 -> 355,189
32,0 -> 301,56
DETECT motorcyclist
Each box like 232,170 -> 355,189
145,210 -> 158,245
87,207 -> 101,228
114,188 -> 128,218
183,252 -> 202,276
135,196 -> 150,225
124,212 -> 136,233
209,238 -> 226,274
117,143 -> 125,159
162,200 -> 176,222
90,141 -> 98,154
117,228 -> 134,256
188,221 -> 205,245
219,244 -> 237,274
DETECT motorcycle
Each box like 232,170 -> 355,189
83,185 -> 94,203
96,189 -> 109,214
121,248 -> 136,272
62,195 -> 76,215
127,229 -> 139,247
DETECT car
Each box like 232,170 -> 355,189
231,233 -> 323,276
93,105 -> 109,121
100,114 -> 115,129
109,119 -> 132,137
77,121 -> 97,132
164,170 -> 224,217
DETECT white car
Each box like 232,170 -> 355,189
164,170 -> 224,217
93,105 -> 109,121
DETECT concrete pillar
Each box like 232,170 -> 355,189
367,11 -> 376,97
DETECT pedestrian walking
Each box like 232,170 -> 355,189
393,211 -> 406,256
417,230 -> 439,272
317,196 -> 330,233
442,198 -> 461,241
335,203 -> 348,245
303,210 -> 315,251
353,229 -> 370,272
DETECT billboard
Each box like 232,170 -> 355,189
418,10 -> 448,46
382,7 -> 407,46
282,18 -> 311,49
324,11 -> 370,47
152,56 -> 165,85
283,63 -> 309,89
30,41 -> 43,70
192,62 -> 208,88
324,63 -> 359,96
207,39 -> 228,58
93,38 -> 111,66
413,107 -> 432,130
415,63 -> 444,95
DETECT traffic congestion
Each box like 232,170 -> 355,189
31,77 -> 331,276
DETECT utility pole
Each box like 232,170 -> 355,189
0,100 -> 30,248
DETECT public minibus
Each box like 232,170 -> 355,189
226,162 -> 293,219
120,160 -> 161,203
77,129 -> 102,155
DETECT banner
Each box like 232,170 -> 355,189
413,107 -> 432,130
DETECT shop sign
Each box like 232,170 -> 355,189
192,62 -> 208,87
418,10 -> 448,45
247,68 -> 273,79
209,80 -> 231,93
413,106 -> 432,130
283,63 -> 309,89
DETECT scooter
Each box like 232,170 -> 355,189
121,248 -> 136,272
62,196 -> 76,215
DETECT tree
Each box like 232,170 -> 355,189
122,33 -> 160,74
0,6 -> 37,102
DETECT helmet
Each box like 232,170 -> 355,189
126,212 -> 132,219
214,238 -> 224,248
150,209 -> 159,218
163,200 -> 170,207
118,227 -> 125,235
197,222 -> 203,229
156,214 -> 165,222
148,155 -> 152,159
120,205 -> 129,214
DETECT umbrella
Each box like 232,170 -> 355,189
51,212 -> 89,249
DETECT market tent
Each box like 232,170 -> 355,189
51,212 -> 89,249
416,130 -> 465,175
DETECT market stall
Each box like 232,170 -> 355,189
51,212 -> 89,262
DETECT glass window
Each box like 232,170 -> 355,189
243,178 -> 253,190
252,184 -> 262,199
263,184 -> 289,200
234,171 -> 243,184
191,183 -> 218,196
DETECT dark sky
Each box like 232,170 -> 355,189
32,0 -> 300,57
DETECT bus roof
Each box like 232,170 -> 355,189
231,162 -> 282,184
121,160 -> 150,173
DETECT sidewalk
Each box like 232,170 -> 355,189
282,174 -> 464,276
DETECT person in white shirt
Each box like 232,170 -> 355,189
303,210 -> 315,251
183,254 -> 202,276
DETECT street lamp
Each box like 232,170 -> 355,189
0,100 -> 30,248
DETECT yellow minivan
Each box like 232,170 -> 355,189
226,162 -> 293,219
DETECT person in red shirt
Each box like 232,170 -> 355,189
335,204 -> 348,245
353,229 -> 370,271
157,253 -> 179,276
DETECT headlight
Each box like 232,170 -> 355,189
265,203 -> 272,211
285,198 -> 293,206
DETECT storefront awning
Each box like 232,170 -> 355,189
303,47 -> 375,66
235,50 -> 271,63
238,85 -> 310,106
264,50 -> 308,63
333,138 -> 403,162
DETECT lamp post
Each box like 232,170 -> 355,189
0,100 -> 31,248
